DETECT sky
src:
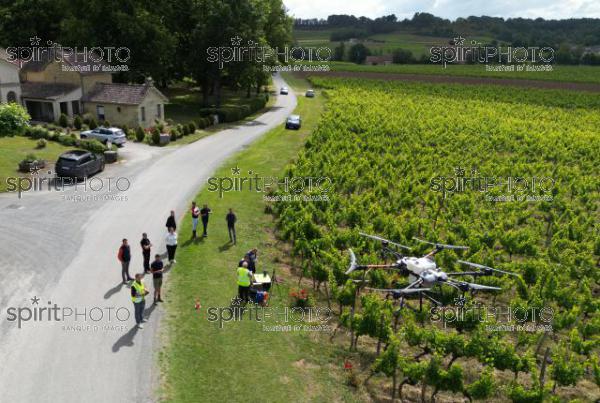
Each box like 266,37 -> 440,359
283,0 -> 600,20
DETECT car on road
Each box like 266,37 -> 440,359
80,127 -> 127,146
55,150 -> 105,179
280,86 -> 289,95
305,89 -> 315,98
285,115 -> 301,130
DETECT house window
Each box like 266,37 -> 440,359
140,106 -> 146,122
72,101 -> 80,115
117,106 -> 121,113
6,91 -> 17,103
96,105 -> 105,121
156,104 -> 161,119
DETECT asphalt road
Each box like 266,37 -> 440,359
0,73 -> 296,403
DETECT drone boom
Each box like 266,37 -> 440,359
359,232 -> 412,251
457,260 -> 519,277
412,237 -> 468,250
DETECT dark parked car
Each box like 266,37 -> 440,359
285,115 -> 301,130
55,150 -> 105,179
305,89 -> 315,98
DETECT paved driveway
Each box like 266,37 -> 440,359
0,74 -> 296,403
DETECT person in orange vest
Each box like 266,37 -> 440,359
131,273 -> 149,329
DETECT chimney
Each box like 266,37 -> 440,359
145,76 -> 154,87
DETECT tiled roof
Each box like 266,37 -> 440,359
82,82 -> 167,105
21,82 -> 80,100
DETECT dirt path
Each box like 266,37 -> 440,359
298,70 -> 600,92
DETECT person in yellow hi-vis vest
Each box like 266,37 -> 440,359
236,261 -> 254,302
131,273 -> 149,329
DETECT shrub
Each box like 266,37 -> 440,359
156,122 -> 164,132
187,121 -> 196,134
24,153 -> 38,162
29,126 -> 50,139
79,139 -> 106,154
170,129 -> 177,142
36,139 -> 47,149
88,118 -> 98,130
180,124 -> 189,136
102,120 -> 111,128
121,124 -> 129,134
151,127 -> 160,145
58,134 -> 76,146
135,126 -> 145,142
73,115 -> 83,130
0,103 -> 31,137
58,113 -> 69,128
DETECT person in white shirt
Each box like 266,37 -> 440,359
166,227 -> 178,264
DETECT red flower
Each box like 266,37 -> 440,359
344,360 -> 353,370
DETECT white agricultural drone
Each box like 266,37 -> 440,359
347,232 -> 519,306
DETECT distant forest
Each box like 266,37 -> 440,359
294,13 -> 600,65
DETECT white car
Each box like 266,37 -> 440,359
280,87 -> 289,95
80,127 -> 127,146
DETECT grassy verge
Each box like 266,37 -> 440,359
0,136 -> 73,192
160,75 -> 361,402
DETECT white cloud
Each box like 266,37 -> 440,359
284,0 -> 600,20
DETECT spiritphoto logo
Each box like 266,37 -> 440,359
6,36 -> 130,72
430,167 -> 555,201
430,36 -> 555,69
207,36 -> 332,70
430,300 -> 554,332
206,165 -> 332,200
204,297 -> 333,330
5,167 -> 131,200
4,296 -> 131,332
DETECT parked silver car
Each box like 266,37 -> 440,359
80,127 -> 127,146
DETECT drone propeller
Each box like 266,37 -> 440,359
412,237 -> 469,250
359,232 -> 412,251
345,249 -> 361,275
457,260 -> 520,277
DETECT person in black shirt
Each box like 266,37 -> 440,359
200,204 -> 211,237
226,208 -> 237,244
140,233 -> 152,273
245,248 -> 258,273
165,210 -> 176,231
118,239 -> 133,284
150,254 -> 164,304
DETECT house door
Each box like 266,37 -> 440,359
60,102 -> 68,116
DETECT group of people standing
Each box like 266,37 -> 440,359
190,202 -> 238,244
116,211 -> 180,329
116,203 -> 241,329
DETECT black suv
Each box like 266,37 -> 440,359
55,150 -> 105,179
